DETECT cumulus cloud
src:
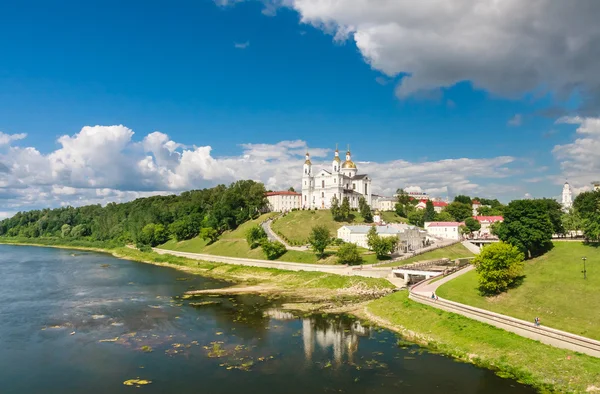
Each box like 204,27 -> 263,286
0,124 -> 521,213
282,0 -> 600,104
553,116 -> 600,190
0,132 -> 27,146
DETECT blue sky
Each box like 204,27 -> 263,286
1,0 -> 599,215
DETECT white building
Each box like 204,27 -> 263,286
302,147 -> 372,210
337,224 -> 426,252
593,182 -> 600,191
265,191 -> 302,212
424,221 -> 464,240
561,182 -> 573,211
372,195 -> 396,211
473,216 -> 503,237
415,200 -> 448,213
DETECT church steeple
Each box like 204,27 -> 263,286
332,144 -> 341,173
303,151 -> 312,176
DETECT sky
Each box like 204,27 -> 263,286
1,0 -> 600,217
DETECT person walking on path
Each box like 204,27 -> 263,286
534,317 -> 541,327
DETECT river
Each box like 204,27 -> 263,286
0,245 -> 536,393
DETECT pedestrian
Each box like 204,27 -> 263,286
431,292 -> 435,300
534,317 -> 540,327
435,295 -> 439,301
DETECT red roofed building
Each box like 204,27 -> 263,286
473,216 -> 503,237
265,191 -> 302,212
432,201 -> 448,213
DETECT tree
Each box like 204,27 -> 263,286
308,225 -> 331,258
169,216 -> 201,241
340,197 -> 351,221
261,240 -> 287,260
445,202 -> 472,222
562,209 -> 582,237
540,198 -> 565,236
454,195 -> 472,205
359,197 -> 373,223
336,243 -> 362,265
61,224 -> 71,238
138,223 -> 169,247
330,195 -> 341,221
477,206 -> 504,216
395,189 -> 411,217
246,225 -> 267,249
473,242 -> 525,295
573,190 -> 600,241
434,211 -> 454,222
423,200 -> 436,222
494,199 -> 554,258
367,226 -> 397,258
200,227 -> 219,244
407,209 -> 425,227
464,217 -> 481,233
288,187 -> 295,192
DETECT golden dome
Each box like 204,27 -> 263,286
305,159 -> 312,165
333,156 -> 341,162
342,160 -> 356,169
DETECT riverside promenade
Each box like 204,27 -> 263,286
410,266 -> 600,358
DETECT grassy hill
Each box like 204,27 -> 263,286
437,242 -> 600,340
377,243 -> 474,268
159,213 -> 380,265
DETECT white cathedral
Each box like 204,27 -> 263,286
302,146 -> 372,210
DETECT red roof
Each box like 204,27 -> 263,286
425,221 -> 464,227
265,191 -> 301,196
472,200 -> 481,205
432,201 -> 448,207
473,216 -> 503,222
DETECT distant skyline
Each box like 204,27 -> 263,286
1,0 -> 600,217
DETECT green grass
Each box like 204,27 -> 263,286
271,210 -> 367,245
159,212 -> 380,265
367,291 -> 600,393
379,211 -> 408,224
377,243 -> 474,268
437,242 -> 600,340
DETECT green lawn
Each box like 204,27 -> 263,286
437,242 -> 600,340
377,243 -> 474,268
379,211 -> 408,224
367,291 -> 600,393
159,213 -> 379,265
271,210 -> 367,245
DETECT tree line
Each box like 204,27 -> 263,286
0,180 -> 267,248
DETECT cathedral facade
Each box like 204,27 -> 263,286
301,147 -> 372,210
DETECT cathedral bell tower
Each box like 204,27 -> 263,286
302,151 -> 313,209
332,144 -> 341,173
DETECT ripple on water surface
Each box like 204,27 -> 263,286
0,245 -> 536,394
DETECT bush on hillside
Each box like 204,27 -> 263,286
261,240 -> 286,260
473,241 -> 525,295
336,243 -> 362,265
308,225 -> 331,259
246,225 -> 268,249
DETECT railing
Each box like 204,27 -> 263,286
409,280 -> 600,357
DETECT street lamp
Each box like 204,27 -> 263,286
582,257 -> 587,279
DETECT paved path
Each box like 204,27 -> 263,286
461,240 -> 481,254
410,266 -> 600,358
261,218 -> 309,251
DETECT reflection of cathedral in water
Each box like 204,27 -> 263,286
302,318 -> 369,365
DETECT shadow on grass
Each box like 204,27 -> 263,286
583,241 -> 600,249
478,275 -> 527,297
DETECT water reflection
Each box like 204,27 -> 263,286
301,317 -> 366,364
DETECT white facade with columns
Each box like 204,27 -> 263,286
302,147 -> 372,210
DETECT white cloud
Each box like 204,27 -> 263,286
508,114 -> 522,127
234,41 -> 250,49
553,116 -> 600,190
0,132 -> 27,146
284,0 -> 600,103
0,125 -> 521,214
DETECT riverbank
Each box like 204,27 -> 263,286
0,239 -> 394,308
2,239 -> 598,392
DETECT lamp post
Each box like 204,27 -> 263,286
582,257 -> 587,279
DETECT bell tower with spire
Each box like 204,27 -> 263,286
331,144 -> 341,173
302,151 -> 313,209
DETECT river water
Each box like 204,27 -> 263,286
0,245 -> 535,393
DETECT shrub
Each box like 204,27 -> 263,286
336,243 -> 362,265
200,227 -> 219,244
261,240 -> 287,260
246,225 -> 267,249
473,242 -> 525,295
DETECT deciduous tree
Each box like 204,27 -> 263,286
246,225 -> 267,249
445,202 -> 472,222
423,200 -> 436,222
261,240 -> 287,260
308,225 -> 331,258
473,242 -> 525,295
336,243 -> 362,265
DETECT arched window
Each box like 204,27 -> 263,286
321,192 -> 324,198
322,180 -> 325,188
